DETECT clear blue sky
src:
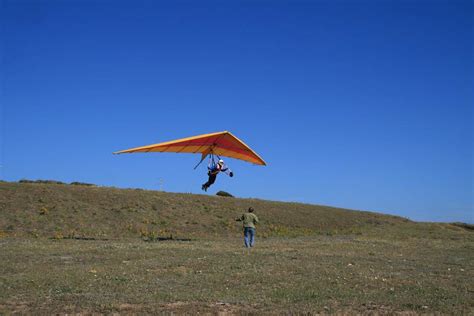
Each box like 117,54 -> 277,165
1,0 -> 472,223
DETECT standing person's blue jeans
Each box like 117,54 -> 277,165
244,227 -> 256,248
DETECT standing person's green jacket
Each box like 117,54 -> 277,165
237,212 -> 259,228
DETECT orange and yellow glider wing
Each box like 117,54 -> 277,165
113,131 -> 266,166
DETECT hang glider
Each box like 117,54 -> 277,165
113,131 -> 266,167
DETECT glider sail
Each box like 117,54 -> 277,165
113,131 -> 266,166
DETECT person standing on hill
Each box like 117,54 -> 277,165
236,207 -> 259,248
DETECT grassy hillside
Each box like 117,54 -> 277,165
0,180 -> 470,241
1,180 -> 473,314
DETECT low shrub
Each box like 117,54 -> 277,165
37,180 -> 65,185
19,179 -> 36,184
216,191 -> 234,197
140,228 -> 174,241
70,182 -> 95,186
19,179 -> 65,185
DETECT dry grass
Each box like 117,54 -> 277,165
1,181 -> 418,240
0,181 -> 473,314
0,236 -> 472,314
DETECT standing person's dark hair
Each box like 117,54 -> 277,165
236,207 -> 259,248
